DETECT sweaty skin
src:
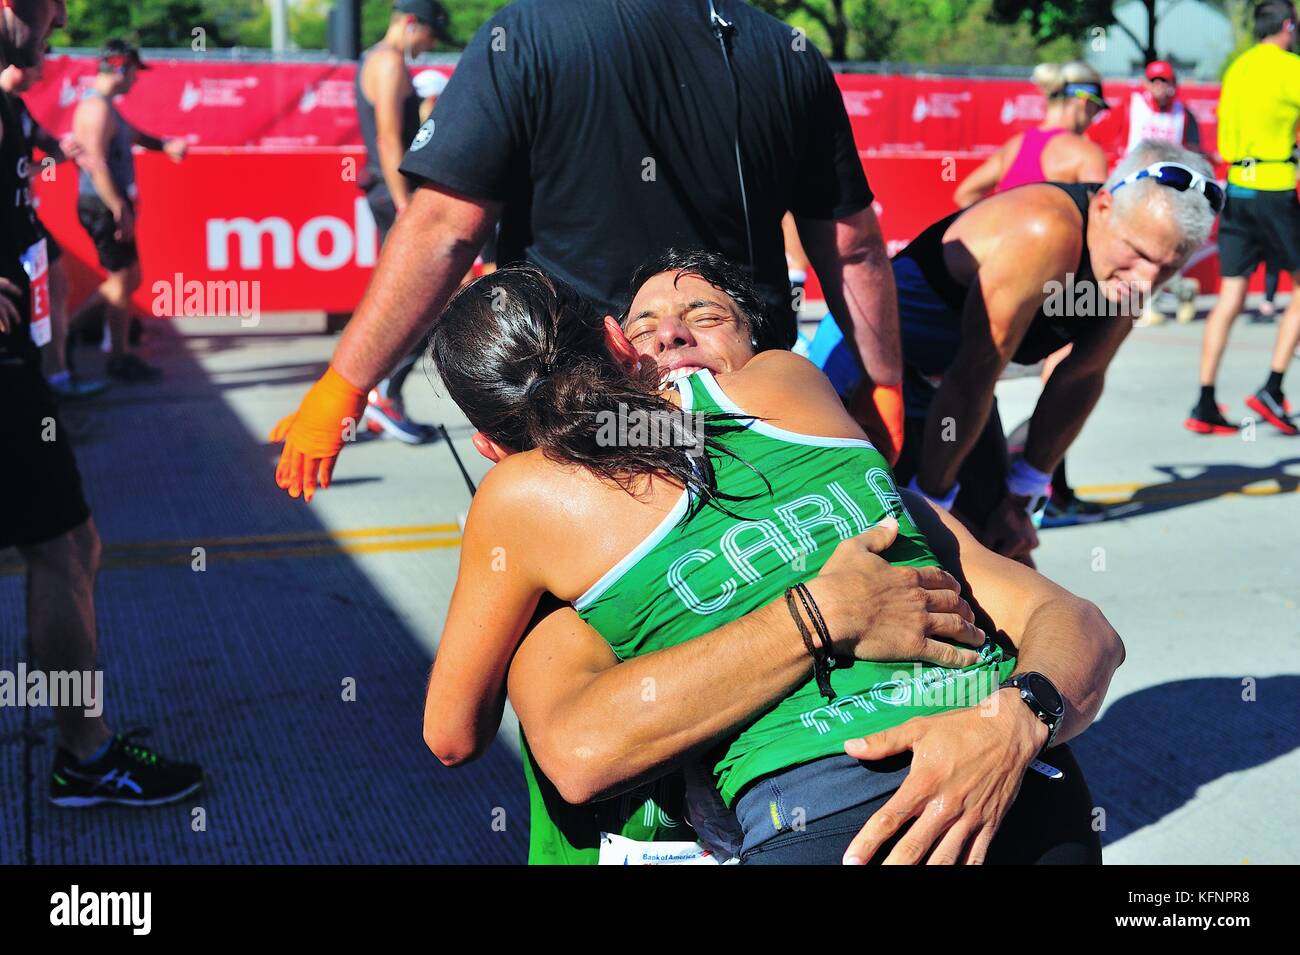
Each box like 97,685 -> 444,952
912,183 -> 1190,557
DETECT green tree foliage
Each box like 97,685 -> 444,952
50,0 -> 513,52
753,0 -> 1082,64
51,0 -> 1090,65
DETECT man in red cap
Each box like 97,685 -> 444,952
1123,61 -> 1203,155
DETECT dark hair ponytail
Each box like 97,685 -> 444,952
428,265 -> 765,514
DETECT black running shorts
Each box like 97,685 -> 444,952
0,353 -> 92,550
1218,186 -> 1300,278
76,195 -> 139,273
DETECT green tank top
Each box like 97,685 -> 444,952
522,369 -> 1014,863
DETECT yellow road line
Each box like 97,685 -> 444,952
0,525 -> 463,576
1075,474 -> 1299,504
103,523 -> 461,551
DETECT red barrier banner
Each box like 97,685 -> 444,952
38,149 -> 376,313
839,73 -> 1221,161
28,55 -> 1219,159
25,56 -> 453,148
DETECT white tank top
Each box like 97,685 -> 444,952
1126,91 -> 1187,152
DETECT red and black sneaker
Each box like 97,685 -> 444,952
1245,389 -> 1299,436
1184,403 -> 1239,435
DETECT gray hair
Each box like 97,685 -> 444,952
1104,139 -> 1219,253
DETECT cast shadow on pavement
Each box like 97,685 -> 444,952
1070,675 -> 1299,846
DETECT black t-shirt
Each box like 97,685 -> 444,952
399,0 -> 871,345
0,91 -> 40,363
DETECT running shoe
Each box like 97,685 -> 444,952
363,391 -> 437,444
49,730 -> 203,808
106,353 -> 163,383
1184,403 -> 1239,435
1042,492 -> 1107,528
47,373 -> 110,401
1245,389 -> 1299,436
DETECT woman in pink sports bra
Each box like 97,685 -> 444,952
953,60 -> 1110,208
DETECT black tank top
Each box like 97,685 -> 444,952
355,45 -> 423,192
896,181 -> 1099,366
0,91 -> 41,362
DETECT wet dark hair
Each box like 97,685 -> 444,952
429,265 -> 766,514
621,248 -> 776,351
1256,0 -> 1296,38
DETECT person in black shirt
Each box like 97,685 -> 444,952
272,0 -> 902,501
0,56 -> 107,398
2,7 -> 203,809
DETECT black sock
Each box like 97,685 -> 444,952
1198,385 -> 1217,414
1265,371 -> 1285,401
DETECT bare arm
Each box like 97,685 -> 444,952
952,140 -> 1013,209
840,490 -> 1124,864
367,49 -> 416,211
421,459 -> 550,766
796,204 -> 901,387
332,183 -> 500,391
507,599 -> 812,803
1022,315 -> 1131,475
908,490 -> 1124,744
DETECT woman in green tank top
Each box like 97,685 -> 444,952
419,263 -> 1025,860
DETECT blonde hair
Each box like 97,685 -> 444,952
1031,61 -> 1103,98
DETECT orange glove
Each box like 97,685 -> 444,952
848,381 -> 905,466
270,365 -> 369,502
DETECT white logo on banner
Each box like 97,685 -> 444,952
299,80 -> 355,114
179,77 -> 258,113
1000,94 -> 1045,125
912,91 -> 972,123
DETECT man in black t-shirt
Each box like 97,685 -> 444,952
272,0 -> 902,500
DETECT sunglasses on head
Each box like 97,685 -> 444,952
1109,162 -> 1225,213
1063,83 -> 1107,110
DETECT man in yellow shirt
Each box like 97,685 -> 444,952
1192,0 -> 1300,436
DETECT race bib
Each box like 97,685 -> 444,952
20,238 -> 50,347
597,832 -> 727,865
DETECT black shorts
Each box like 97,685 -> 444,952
76,195 -> 138,273
740,744 -> 1100,865
1217,186 -> 1300,278
0,354 -> 91,550
893,387 -> 1009,534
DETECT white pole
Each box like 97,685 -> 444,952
270,0 -> 289,53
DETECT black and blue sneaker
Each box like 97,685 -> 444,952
1041,491 -> 1108,528
49,730 -> 203,808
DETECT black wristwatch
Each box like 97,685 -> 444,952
1000,672 -> 1065,750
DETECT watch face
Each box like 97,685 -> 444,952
1024,673 -> 1064,715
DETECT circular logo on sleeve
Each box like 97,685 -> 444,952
410,120 -> 435,151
